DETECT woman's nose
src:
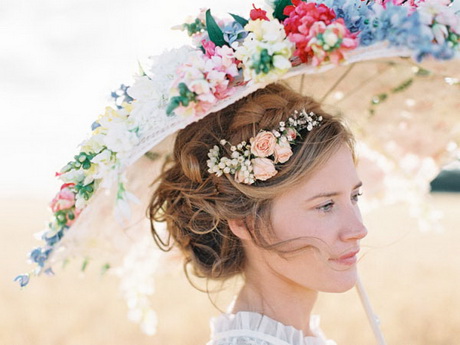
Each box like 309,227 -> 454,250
340,206 -> 368,242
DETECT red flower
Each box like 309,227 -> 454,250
282,0 -> 357,65
250,4 -> 269,21
283,0 -> 336,37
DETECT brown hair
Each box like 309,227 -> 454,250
148,83 -> 354,282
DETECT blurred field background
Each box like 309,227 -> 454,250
3,193 -> 459,345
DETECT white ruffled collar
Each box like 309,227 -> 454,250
210,311 -> 336,345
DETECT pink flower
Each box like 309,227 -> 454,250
250,4 -> 269,21
202,40 -> 216,57
250,131 -> 277,157
50,183 -> 76,213
274,141 -> 293,163
307,20 -> 358,66
286,128 -> 297,141
252,158 -> 278,181
169,46 -> 239,117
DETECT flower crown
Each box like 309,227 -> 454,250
207,109 -> 322,184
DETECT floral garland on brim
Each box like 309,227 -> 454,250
166,0 -> 460,117
16,0 -> 460,316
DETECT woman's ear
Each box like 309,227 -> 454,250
228,218 -> 252,241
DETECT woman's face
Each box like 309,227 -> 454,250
256,144 -> 367,293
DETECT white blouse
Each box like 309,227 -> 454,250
207,311 -> 337,345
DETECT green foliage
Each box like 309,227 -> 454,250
230,13 -> 248,27
392,78 -> 413,93
183,18 -> 206,36
206,9 -> 226,47
81,258 -> 89,272
101,263 -> 111,275
273,0 -> 293,21
166,83 -> 197,116
431,169 -> 460,192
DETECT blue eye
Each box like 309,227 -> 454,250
317,201 -> 334,212
352,191 -> 363,203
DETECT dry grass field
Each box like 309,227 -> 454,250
2,193 -> 459,345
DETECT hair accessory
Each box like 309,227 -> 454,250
16,0 -> 460,336
207,109 -> 322,184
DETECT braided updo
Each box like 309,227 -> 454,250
148,83 -> 355,282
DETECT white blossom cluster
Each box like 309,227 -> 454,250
207,140 -> 256,184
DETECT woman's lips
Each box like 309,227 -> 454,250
329,249 -> 359,266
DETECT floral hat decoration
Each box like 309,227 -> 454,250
17,0 -> 460,335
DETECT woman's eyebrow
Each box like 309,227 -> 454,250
306,181 -> 363,202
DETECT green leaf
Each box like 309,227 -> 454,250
206,9 -> 226,47
273,0 -> 293,21
101,263 -> 111,275
392,78 -> 413,93
144,151 -> 161,161
230,13 -> 249,27
414,67 -> 431,77
371,93 -> 388,105
81,258 -> 89,272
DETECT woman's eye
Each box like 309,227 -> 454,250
352,191 -> 363,202
317,201 -> 334,212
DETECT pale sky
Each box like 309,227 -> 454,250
0,0 -> 247,197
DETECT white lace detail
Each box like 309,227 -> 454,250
207,312 -> 337,345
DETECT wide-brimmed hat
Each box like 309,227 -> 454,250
17,0 -> 460,335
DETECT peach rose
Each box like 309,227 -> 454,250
250,131 -> 276,157
234,169 -> 247,184
274,141 -> 293,163
252,158 -> 277,181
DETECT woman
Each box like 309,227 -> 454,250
14,1 -> 458,342
149,83 -> 367,344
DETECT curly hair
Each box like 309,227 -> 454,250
148,83 -> 355,283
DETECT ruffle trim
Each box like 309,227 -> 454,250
210,311 -> 337,345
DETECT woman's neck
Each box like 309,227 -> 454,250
231,266 -> 318,336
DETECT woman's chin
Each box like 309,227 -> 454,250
322,269 -> 359,293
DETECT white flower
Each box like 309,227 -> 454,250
323,30 -> 339,47
59,169 -> 86,184
234,18 -> 293,83
103,124 -> 139,156
115,188 -> 140,223
127,76 -> 159,101
75,193 -> 89,210
80,133 -> 105,155
432,23 -> 448,44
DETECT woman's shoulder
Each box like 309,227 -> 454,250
206,311 -> 337,345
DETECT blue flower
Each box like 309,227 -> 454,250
415,41 -> 457,62
332,0 -> 371,33
223,21 -> 248,45
14,274 -> 30,287
43,228 -> 65,247
29,247 -> 52,268
91,121 -> 101,130
357,3 -> 425,48
359,29 -> 378,46
111,84 -> 133,109
44,268 -> 55,276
